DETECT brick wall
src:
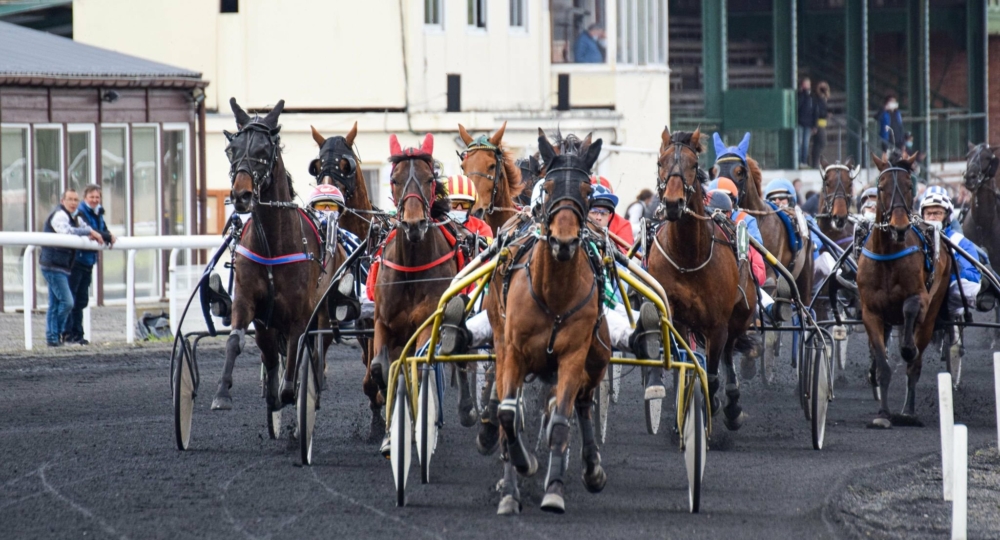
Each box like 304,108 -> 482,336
990,36 -> 1000,144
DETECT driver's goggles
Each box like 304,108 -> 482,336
313,202 -> 343,212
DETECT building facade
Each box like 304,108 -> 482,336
74,0 -> 671,228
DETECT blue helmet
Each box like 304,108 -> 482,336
764,178 -> 797,205
590,184 -> 619,210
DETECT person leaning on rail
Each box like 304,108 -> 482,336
40,189 -> 106,347
65,184 -> 116,345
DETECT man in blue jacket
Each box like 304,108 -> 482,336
573,23 -> 605,63
66,184 -> 115,345
41,189 -> 104,347
877,95 -> 904,152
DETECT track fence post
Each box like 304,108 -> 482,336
951,424 -> 967,540
23,246 -> 34,350
938,372 -> 954,500
126,249 -> 136,344
994,352 -> 1000,451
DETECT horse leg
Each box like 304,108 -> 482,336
255,328 -> 282,413
576,394 -> 607,493
456,363 -> 478,428
704,327 -> 727,418
862,311 -> 892,428
211,299 -> 253,410
901,314 -> 935,421
496,438 -> 523,515
721,335 -> 747,431
495,351 -> 537,479
477,370 -> 501,455
360,335 -> 385,443
281,323 -> 308,405
540,350 -> 588,514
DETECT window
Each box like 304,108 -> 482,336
616,0 -> 667,66
220,0 -> 238,13
362,168 -> 380,206
132,126 -> 159,298
32,126 -> 63,306
425,0 -> 442,26
101,126 -> 128,301
509,0 -> 526,29
468,0 -> 487,29
550,0 -> 606,63
2,126 -> 29,310
68,128 -> 94,194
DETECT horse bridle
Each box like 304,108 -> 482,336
225,122 -> 288,208
656,141 -> 705,216
817,164 -> 858,218
715,154 -> 748,198
391,156 -> 436,222
310,136 -> 359,198
542,162 -> 592,232
459,137 -> 503,215
964,144 -> 1000,199
875,166 -> 914,229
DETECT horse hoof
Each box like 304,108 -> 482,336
477,423 -> 501,456
868,417 -> 892,430
515,452 -> 538,478
723,411 -> 746,431
901,346 -> 917,362
740,356 -> 757,381
458,401 -> 477,428
280,387 -> 296,406
497,495 -> 521,515
380,434 -> 391,459
582,465 -> 607,494
540,492 -> 566,514
211,395 -> 233,411
644,385 -> 666,400
710,396 -> 722,417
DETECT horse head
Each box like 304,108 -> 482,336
537,128 -> 601,262
819,156 -> 860,230
712,132 -> 754,205
309,123 -> 362,198
872,149 -> 921,243
657,127 -> 704,221
515,154 -> 542,206
458,122 -> 524,219
225,98 -> 285,213
964,142 -> 999,196
389,133 -> 441,243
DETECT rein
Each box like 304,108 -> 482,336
816,164 -> 857,219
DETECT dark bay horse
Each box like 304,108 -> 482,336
488,129 -> 609,514
815,157 -> 860,243
962,143 -> 1000,337
211,98 -> 342,415
458,122 -> 525,234
369,134 -> 474,444
857,150 -> 950,428
309,123 -> 375,241
648,128 -> 757,431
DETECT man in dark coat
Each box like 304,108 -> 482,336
40,189 -> 104,347
65,184 -> 115,345
797,77 -> 816,167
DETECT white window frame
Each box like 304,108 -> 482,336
616,0 -> 667,67
131,123 -> 162,299
467,0 -> 487,31
97,123 -> 131,305
1,123 -> 32,312
424,0 -> 444,30
161,123 -> 192,237
31,123 -> 65,209
509,0 -> 527,32
67,124 -> 97,192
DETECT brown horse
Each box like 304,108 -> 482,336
211,98 -> 342,416
488,129 -> 609,514
856,150 -> 950,428
309,123 -> 375,241
648,128 -> 757,431
816,157 -> 859,241
369,134 -> 476,447
962,143 -> 1000,336
457,122 -> 525,234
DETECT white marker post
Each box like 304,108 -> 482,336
951,424 -> 968,540
994,352 -> 1000,451
939,372 -> 955,500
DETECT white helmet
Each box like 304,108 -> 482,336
919,185 -> 953,216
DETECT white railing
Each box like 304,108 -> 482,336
0,232 -> 222,350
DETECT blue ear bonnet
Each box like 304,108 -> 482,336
713,132 -> 751,166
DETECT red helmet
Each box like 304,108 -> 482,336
309,184 -> 345,208
590,175 -> 613,192
445,174 -> 478,202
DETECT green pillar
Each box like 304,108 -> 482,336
845,0 -> 868,165
907,0 -> 930,167
774,0 -> 796,169
702,0 -> 727,164
968,0 -> 988,143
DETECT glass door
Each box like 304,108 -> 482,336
1,125 -> 30,311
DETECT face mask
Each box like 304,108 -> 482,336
887,101 -> 898,111
449,210 -> 468,223
597,38 -> 607,48
906,141 -> 914,149
925,219 -> 943,229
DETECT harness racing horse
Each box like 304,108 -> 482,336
211,98 -> 343,418
488,129 -> 610,515
857,150 -> 950,428
648,128 -> 757,431
814,158 -> 861,317
309,123 -> 376,241
369,134 -> 476,445
458,122 -> 525,234
962,143 -> 1000,339
515,154 -> 542,207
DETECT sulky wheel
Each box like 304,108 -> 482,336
797,332 -> 812,421
810,337 -> 832,450
297,349 -> 318,465
593,376 -> 610,445
391,376 -> 412,507
172,345 -> 196,451
683,377 -> 707,513
417,366 -> 439,484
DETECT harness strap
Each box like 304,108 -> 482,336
382,250 -> 456,273
861,245 -> 920,261
523,247 -> 598,358
235,245 -> 313,265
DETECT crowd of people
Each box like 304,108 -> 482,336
39,185 -> 115,347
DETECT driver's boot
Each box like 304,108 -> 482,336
439,295 -> 472,356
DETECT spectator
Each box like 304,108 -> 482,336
904,131 -> 914,153
792,178 -> 805,203
574,23 -> 605,63
877,95 -> 904,152
810,81 -> 830,168
65,184 -> 115,345
40,189 -> 103,347
625,189 -> 654,238
797,77 -> 816,167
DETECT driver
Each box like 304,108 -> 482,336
445,174 -> 493,240
588,181 -> 634,252
309,184 -> 368,320
764,179 -> 829,295
857,187 -> 878,221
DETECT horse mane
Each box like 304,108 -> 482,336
668,131 -> 704,153
746,155 -> 763,199
275,147 -> 296,200
500,146 -> 525,200
431,179 -> 450,219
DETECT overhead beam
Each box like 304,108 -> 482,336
702,0 -> 727,124
845,0 -> 868,165
968,0 -> 988,143
908,0 -> 930,167
774,0 -> 796,169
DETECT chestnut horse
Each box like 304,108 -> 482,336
211,98 -> 343,416
488,129 -> 609,515
369,134 -> 475,445
857,150 -> 950,428
458,122 -> 525,235
309,123 -> 375,241
648,128 -> 757,431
